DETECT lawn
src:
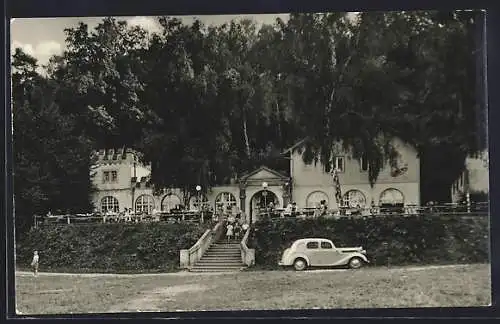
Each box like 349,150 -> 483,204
15,264 -> 491,314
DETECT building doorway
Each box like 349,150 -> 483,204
379,188 -> 405,213
249,190 -> 279,224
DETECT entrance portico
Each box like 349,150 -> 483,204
237,166 -> 291,224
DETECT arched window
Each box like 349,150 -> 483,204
306,191 -> 329,208
101,196 -> 119,213
161,194 -> 181,212
343,190 -> 367,208
215,192 -> 237,211
135,195 -> 155,214
189,194 -> 209,211
379,188 -> 405,206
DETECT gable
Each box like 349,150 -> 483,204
239,166 -> 289,182
247,169 -> 282,180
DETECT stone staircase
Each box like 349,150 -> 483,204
190,240 -> 246,273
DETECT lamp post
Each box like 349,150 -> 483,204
262,182 -> 268,215
196,185 -> 203,223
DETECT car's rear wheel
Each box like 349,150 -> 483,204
293,258 -> 307,271
348,257 -> 363,269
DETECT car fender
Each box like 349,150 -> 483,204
332,252 -> 369,266
354,253 -> 369,263
288,253 -> 310,266
347,252 -> 369,263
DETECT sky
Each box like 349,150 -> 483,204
10,14 -> 291,67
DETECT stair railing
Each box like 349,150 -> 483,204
240,227 -> 255,267
180,219 -> 226,269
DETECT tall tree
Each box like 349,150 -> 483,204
275,11 -> 484,201
48,17 -> 151,149
12,49 -> 95,233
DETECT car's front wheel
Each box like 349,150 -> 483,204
348,257 -> 363,269
293,258 -> 307,271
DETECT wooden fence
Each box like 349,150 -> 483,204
258,202 -> 489,220
33,210 -> 215,228
32,202 -> 488,228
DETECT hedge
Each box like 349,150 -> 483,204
248,215 -> 490,269
16,222 -> 210,273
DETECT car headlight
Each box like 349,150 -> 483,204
361,250 -> 366,254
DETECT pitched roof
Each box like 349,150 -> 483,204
238,165 -> 290,181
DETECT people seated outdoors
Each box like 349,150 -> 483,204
104,209 -> 117,223
284,202 -> 293,217
269,201 -> 281,217
103,210 -> 109,222
268,201 -> 275,212
151,207 -> 160,221
320,200 -> 328,217
124,208 -> 131,222
313,205 -> 321,218
426,201 -> 436,213
282,201 -> 300,218
117,210 -> 125,222
171,205 -> 185,214
351,204 -> 363,216
369,201 -> 378,215
242,221 -> 250,232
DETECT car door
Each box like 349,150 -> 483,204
320,240 -> 344,266
305,241 -> 321,265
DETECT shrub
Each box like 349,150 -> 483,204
15,222 -> 210,273
249,215 -> 490,269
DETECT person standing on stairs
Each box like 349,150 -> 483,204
226,222 -> 234,242
227,212 -> 235,225
242,221 -> 249,231
234,222 -> 241,241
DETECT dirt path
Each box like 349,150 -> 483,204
106,284 -> 208,312
388,264 -> 473,272
15,270 -> 226,278
16,264 -> 476,278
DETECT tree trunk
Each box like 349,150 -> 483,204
276,101 -> 282,143
325,24 -> 357,136
243,112 -> 251,158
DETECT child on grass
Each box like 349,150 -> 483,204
31,251 -> 39,277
